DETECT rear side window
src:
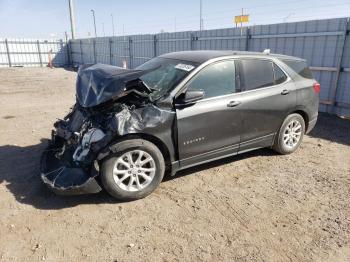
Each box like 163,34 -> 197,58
273,63 -> 288,84
239,59 -> 274,91
282,60 -> 313,79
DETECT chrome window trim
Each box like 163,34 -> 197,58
195,79 -> 292,104
172,55 -> 292,102
194,92 -> 238,103
237,57 -> 291,92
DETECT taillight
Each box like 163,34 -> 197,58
313,82 -> 320,94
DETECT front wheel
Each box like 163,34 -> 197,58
101,139 -> 165,201
273,113 -> 305,155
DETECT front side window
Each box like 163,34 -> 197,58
239,59 -> 274,91
186,60 -> 236,99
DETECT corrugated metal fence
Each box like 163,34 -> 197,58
69,17 -> 350,116
0,38 -> 69,67
0,18 -> 349,116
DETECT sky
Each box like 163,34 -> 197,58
0,0 -> 350,39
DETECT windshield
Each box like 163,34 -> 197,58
136,57 -> 198,100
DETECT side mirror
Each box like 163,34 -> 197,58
176,90 -> 205,105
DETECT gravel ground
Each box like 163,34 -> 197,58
0,68 -> 349,262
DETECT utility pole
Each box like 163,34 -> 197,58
91,9 -> 97,37
199,0 -> 203,31
111,14 -> 115,36
102,22 -> 105,37
68,0 -> 76,39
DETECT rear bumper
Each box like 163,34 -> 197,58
40,142 -> 102,195
306,117 -> 317,134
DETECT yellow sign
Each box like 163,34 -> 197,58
234,15 -> 249,24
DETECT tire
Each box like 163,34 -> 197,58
101,139 -> 165,201
272,113 -> 305,155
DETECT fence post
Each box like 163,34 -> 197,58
128,37 -> 133,69
190,33 -> 194,50
245,27 -> 251,51
330,18 -> 349,113
79,39 -> 84,65
93,38 -> 97,63
65,39 -> 72,67
36,40 -> 43,67
109,38 -> 113,65
153,35 -> 157,57
5,38 -> 12,67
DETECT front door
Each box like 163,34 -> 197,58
175,60 -> 241,168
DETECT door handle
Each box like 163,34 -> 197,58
281,89 -> 290,95
227,101 -> 241,107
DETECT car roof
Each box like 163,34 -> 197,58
159,50 -> 305,64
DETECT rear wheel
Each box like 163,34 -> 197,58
273,113 -> 305,154
101,139 -> 165,201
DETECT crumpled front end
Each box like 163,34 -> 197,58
40,107 -> 105,195
41,63 -> 175,195
76,63 -> 153,107
40,101 -> 175,195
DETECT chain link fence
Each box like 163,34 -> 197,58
0,38 -> 69,67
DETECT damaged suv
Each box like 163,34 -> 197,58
41,50 -> 319,200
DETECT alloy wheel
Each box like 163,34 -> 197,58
283,119 -> 302,149
112,150 -> 156,192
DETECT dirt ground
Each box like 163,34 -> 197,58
0,68 -> 349,262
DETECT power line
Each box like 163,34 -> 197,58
121,1 -> 350,33
123,12 -> 349,35
77,1 -> 349,38
121,3 -> 350,35
114,0 -> 308,28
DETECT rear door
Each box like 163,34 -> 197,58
236,58 -> 296,152
176,60 -> 241,167
281,59 -> 319,124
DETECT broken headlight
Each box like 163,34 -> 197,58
72,128 -> 106,162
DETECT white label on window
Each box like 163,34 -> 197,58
175,63 -> 195,72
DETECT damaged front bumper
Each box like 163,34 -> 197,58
40,94 -> 174,196
40,140 -> 102,195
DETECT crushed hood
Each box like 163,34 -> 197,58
76,63 -> 150,108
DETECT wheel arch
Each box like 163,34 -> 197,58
98,133 -> 172,172
291,109 -> 309,133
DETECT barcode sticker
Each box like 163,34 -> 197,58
175,63 -> 195,72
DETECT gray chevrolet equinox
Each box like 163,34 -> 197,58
41,50 -> 319,201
